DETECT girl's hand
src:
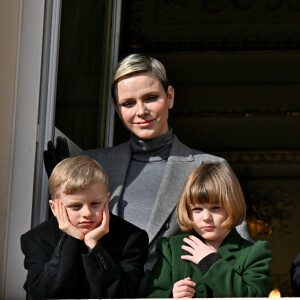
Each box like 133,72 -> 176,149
173,277 -> 196,298
181,235 -> 215,264
53,199 -> 84,240
84,201 -> 110,250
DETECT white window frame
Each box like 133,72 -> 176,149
2,1 -> 46,299
2,1 -> 122,298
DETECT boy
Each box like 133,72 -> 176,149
21,156 -> 149,299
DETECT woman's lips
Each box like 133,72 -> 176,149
136,119 -> 155,127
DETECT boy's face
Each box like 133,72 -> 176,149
190,203 -> 230,246
56,182 -> 109,235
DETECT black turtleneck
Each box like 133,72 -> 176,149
118,130 -> 173,230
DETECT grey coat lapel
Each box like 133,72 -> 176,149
147,136 -> 196,243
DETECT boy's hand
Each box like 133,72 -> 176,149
53,199 -> 84,240
173,277 -> 196,298
84,201 -> 110,250
181,235 -> 215,264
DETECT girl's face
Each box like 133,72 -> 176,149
114,72 -> 174,140
190,203 -> 230,248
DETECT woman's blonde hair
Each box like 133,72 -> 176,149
111,53 -> 169,102
48,156 -> 108,199
177,161 -> 246,232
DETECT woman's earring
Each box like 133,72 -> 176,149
169,104 -> 173,109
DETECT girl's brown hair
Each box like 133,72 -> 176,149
177,161 -> 246,232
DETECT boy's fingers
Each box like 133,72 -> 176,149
56,200 -> 71,229
55,199 -> 61,216
105,201 -> 110,222
102,201 -> 110,225
62,202 -> 68,218
57,200 -> 64,219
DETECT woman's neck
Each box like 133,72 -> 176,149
130,129 -> 173,161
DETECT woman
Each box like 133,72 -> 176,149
44,54 -> 250,272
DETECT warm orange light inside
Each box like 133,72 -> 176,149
247,218 -> 272,240
269,286 -> 281,298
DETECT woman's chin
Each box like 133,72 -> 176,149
133,129 -> 163,140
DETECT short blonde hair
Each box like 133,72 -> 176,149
111,53 -> 169,102
48,156 -> 108,199
177,161 -> 246,232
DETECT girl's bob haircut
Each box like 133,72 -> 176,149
177,161 -> 246,232
48,156 -> 108,200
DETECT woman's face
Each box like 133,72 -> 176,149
114,72 -> 174,140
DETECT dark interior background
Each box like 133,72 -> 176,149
55,0 -> 300,296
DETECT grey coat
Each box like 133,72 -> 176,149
83,135 -> 250,270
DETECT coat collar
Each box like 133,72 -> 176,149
217,228 -> 242,259
146,135 -> 196,242
107,135 -> 197,243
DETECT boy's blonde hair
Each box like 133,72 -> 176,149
111,53 -> 169,102
48,156 -> 108,199
177,161 -> 246,232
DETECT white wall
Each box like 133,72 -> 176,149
0,0 -> 20,295
2,1 -> 45,299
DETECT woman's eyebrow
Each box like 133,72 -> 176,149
118,96 -> 135,103
142,91 -> 160,97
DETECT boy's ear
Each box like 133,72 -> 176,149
106,192 -> 110,202
49,200 -> 56,217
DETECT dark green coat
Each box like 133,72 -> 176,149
147,229 -> 272,298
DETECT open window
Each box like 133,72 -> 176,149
32,0 -> 121,226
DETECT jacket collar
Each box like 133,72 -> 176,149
108,135 -> 196,243
146,135 -> 196,242
217,228 -> 242,259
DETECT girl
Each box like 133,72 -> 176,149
147,161 -> 272,298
